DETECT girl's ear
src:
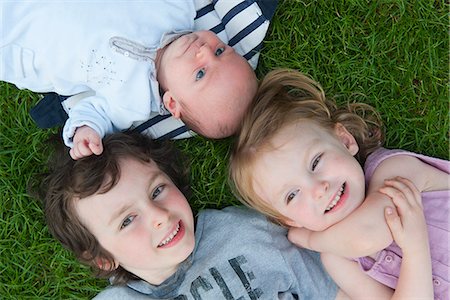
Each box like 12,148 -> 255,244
162,91 -> 181,119
284,218 -> 302,228
334,123 -> 359,156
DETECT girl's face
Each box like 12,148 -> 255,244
252,121 -> 366,231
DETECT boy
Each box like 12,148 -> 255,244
1,0 -> 274,159
41,132 -> 339,299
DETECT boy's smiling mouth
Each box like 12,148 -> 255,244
324,182 -> 346,213
158,222 -> 181,247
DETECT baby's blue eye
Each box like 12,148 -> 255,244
120,216 -> 134,229
215,47 -> 225,56
196,69 -> 206,81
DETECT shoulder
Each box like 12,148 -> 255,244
199,206 -> 282,234
367,148 -> 440,193
199,206 -> 262,223
93,285 -> 152,300
196,206 -> 289,252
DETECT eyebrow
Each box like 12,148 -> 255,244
108,169 -> 163,227
275,138 -> 318,201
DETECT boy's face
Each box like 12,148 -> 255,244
252,122 -> 366,231
157,30 -> 257,138
75,158 -> 195,285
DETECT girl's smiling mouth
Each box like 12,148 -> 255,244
324,182 -> 347,213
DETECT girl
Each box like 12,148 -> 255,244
229,68 -> 449,299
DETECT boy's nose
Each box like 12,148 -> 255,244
149,205 -> 170,229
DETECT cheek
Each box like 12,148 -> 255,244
169,192 -> 192,218
282,203 -> 306,227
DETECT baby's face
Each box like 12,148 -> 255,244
158,30 -> 257,138
75,158 -> 195,285
252,122 -> 366,231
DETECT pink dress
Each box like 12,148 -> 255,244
357,148 -> 449,299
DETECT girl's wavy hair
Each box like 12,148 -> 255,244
39,132 -> 190,285
229,68 -> 384,224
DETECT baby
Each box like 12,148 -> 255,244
39,131 -> 340,299
1,1 -> 260,159
229,69 -> 449,299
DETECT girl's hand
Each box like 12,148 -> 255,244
379,177 -> 434,299
70,125 -> 103,160
379,177 -> 428,255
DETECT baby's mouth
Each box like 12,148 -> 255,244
158,222 -> 180,247
324,183 -> 346,214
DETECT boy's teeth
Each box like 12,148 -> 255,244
158,223 -> 180,247
325,183 -> 345,212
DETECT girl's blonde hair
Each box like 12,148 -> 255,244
229,68 -> 384,224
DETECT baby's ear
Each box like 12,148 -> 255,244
334,123 -> 359,156
162,92 -> 181,119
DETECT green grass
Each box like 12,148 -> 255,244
1,1 -> 448,298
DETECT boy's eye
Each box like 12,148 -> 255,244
215,47 -> 225,56
311,154 -> 322,171
152,185 -> 165,199
286,189 -> 299,204
120,215 -> 135,229
196,69 -> 206,81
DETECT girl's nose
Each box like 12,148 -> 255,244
313,180 -> 329,200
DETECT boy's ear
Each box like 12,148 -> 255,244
334,123 -> 359,156
93,256 -> 119,271
162,92 -> 181,119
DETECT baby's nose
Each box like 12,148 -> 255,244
196,44 -> 214,58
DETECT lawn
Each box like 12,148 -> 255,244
0,1 -> 448,298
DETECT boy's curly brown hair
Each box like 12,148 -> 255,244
39,132 -> 190,285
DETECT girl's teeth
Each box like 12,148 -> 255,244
158,223 -> 180,247
325,184 -> 345,212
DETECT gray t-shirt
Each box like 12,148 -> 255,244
94,206 -> 337,299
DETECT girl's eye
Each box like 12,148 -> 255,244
152,185 -> 165,199
215,47 -> 225,56
311,154 -> 322,171
286,189 -> 299,204
196,69 -> 205,81
120,215 -> 135,229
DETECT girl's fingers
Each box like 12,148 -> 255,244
379,185 -> 409,215
381,177 -> 421,208
384,206 -> 403,244
394,177 -> 422,206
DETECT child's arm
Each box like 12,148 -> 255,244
380,177 -> 433,299
69,125 -> 103,160
288,190 -> 394,257
289,154 -> 446,257
323,177 -> 432,299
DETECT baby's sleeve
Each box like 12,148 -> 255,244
62,95 -> 113,148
